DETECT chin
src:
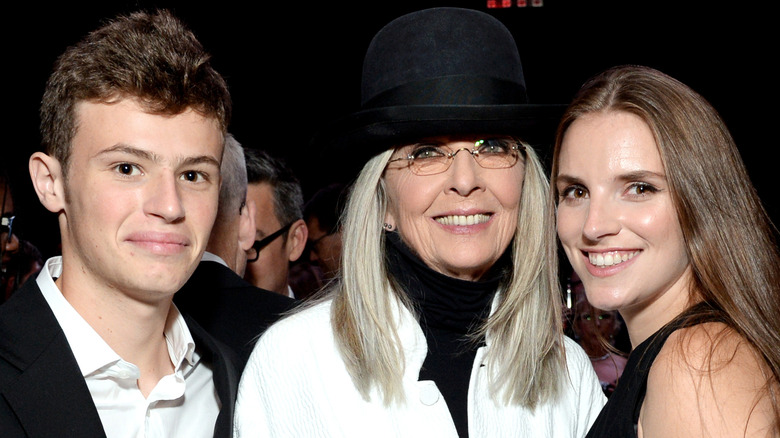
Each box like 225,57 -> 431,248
140,266 -> 193,292
584,290 -> 626,313
442,262 -> 493,281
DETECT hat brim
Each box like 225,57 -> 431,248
311,103 -> 567,176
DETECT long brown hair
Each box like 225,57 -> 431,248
551,64 -> 780,432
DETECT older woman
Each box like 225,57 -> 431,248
552,65 -> 780,437
234,8 -> 605,437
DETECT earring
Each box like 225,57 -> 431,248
383,223 -> 394,231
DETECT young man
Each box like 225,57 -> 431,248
0,10 -> 237,438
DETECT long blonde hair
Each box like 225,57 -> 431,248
330,143 -> 566,407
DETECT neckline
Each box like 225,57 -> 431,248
589,353 -> 610,361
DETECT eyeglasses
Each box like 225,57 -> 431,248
247,222 -> 293,263
386,138 -> 526,176
305,231 -> 333,257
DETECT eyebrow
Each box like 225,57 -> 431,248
94,144 -> 221,168
556,170 -> 665,185
614,170 -> 666,183
554,174 -> 582,187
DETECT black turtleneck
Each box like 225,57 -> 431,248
384,231 -> 511,438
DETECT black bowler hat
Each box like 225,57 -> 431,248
312,7 -> 566,167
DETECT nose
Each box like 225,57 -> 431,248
582,194 -> 620,242
144,172 -> 185,223
446,147 -> 483,196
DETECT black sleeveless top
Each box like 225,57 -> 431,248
585,303 -> 724,437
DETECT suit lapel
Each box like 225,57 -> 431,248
184,314 -> 240,438
0,282 -> 106,438
2,280 -> 239,438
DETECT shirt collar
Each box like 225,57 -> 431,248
166,303 -> 198,371
36,256 -> 199,377
200,251 -> 228,267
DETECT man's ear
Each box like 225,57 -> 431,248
238,197 -> 257,252
29,152 -> 66,213
286,219 -> 308,262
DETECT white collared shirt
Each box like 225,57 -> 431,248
200,251 -> 227,266
37,257 -> 220,438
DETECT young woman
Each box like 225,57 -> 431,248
552,64 -> 780,437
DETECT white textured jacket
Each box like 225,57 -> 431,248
234,298 -> 606,437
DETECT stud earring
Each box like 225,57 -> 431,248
383,223 -> 394,231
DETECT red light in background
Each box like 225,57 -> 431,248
487,0 -> 512,8
488,0 -> 543,7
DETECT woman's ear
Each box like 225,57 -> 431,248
29,152 -> 66,213
383,211 -> 396,231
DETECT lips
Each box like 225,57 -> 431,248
587,250 -> 639,267
125,232 -> 190,255
434,213 -> 491,226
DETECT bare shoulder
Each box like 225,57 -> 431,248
639,322 -> 777,438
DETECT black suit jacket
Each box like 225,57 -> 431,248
0,279 -> 240,438
174,260 -> 297,370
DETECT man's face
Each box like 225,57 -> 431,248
58,99 -> 223,301
305,216 -> 342,280
244,182 -> 292,295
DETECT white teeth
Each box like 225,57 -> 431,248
588,251 -> 639,267
435,214 -> 491,226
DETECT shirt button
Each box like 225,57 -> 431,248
419,382 -> 440,406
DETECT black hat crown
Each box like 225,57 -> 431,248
361,7 -> 528,108
313,7 -> 564,166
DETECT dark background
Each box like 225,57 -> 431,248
4,0 -> 777,260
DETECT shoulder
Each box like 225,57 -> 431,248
562,336 -> 605,391
562,336 -> 593,371
178,261 -> 296,311
641,322 -> 777,437
556,336 -> 608,429
0,280 -> 55,343
237,299 -> 340,405
1,281 -> 56,372
654,322 -> 763,380
244,299 -> 334,364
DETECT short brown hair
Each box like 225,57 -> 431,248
39,9 -> 231,176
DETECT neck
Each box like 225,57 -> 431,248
206,233 -> 238,273
55,273 -> 175,388
384,231 -> 506,334
589,353 -> 610,361
620,266 -> 697,348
